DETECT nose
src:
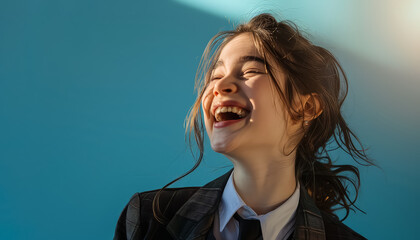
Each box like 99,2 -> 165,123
213,76 -> 238,96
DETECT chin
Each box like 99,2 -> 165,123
211,143 -> 229,153
210,139 -> 239,154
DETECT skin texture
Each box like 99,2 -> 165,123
201,33 -> 322,214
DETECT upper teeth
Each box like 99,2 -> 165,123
215,106 -> 247,119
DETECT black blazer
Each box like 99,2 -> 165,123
114,169 -> 366,240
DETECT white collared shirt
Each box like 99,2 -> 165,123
213,172 -> 300,240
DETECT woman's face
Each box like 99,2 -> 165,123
201,33 -> 297,159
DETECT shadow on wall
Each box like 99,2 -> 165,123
0,0 -> 227,239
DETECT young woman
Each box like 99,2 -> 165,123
114,13 -> 373,240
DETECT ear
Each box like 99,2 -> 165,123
299,93 -> 323,123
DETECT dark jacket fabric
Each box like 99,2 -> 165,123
114,169 -> 366,240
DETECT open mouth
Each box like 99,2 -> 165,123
213,106 -> 250,127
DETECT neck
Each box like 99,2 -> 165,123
230,151 -> 297,215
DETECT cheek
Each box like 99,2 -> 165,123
251,85 -> 287,126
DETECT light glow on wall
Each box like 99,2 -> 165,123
174,0 -> 420,76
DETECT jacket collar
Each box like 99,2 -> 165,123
166,169 -> 326,240
166,169 -> 233,240
290,185 -> 326,240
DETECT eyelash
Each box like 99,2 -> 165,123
210,70 -> 262,81
243,70 -> 261,75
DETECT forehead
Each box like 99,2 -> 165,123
217,33 -> 261,62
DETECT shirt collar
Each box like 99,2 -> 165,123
218,172 -> 245,231
218,172 -> 300,239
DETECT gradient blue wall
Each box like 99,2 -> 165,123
1,0 -> 419,239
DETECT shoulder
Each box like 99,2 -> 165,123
114,187 -> 200,240
127,187 -> 200,221
321,212 -> 367,240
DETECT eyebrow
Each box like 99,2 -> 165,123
213,55 -> 266,69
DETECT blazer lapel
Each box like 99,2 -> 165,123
166,169 -> 233,240
291,185 -> 326,240
166,169 -> 326,240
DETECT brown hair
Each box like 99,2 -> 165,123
153,13 -> 375,223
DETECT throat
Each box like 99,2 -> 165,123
232,164 -> 297,215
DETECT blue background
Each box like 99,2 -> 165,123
1,0 -> 419,239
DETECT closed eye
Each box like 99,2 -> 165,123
242,70 -> 264,77
211,75 -> 223,81
244,70 -> 261,74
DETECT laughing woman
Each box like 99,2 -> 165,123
114,13 -> 374,240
